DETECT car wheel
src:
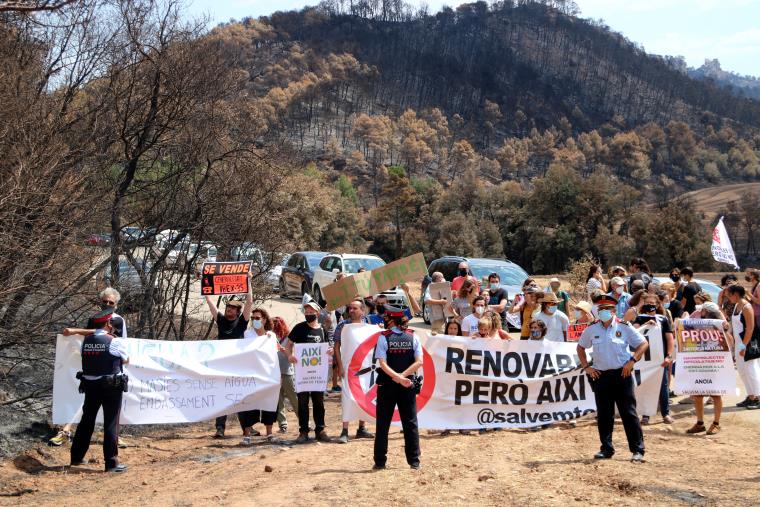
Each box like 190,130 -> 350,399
301,282 -> 309,298
313,285 -> 324,307
278,277 -> 287,298
422,301 -> 431,325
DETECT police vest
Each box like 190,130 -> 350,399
81,333 -> 122,377
376,331 -> 416,385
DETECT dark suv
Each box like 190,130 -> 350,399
420,256 -> 529,324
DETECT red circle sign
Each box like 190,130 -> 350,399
347,330 -> 436,421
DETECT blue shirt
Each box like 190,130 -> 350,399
607,291 -> 632,319
578,320 -> 645,371
375,332 -> 423,360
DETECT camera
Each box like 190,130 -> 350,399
411,375 -> 423,394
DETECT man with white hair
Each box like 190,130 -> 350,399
52,288 -> 128,447
607,277 -> 631,319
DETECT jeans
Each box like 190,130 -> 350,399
659,366 -> 670,417
276,374 -> 299,429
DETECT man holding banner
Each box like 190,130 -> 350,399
577,297 -> 649,462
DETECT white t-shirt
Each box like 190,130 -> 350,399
536,310 -> 570,342
586,278 -> 602,298
461,313 -> 482,336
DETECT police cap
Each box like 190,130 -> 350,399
92,308 -> 114,325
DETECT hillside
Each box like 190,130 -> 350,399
689,59 -> 760,101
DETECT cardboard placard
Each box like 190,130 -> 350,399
200,261 -> 252,295
294,343 -> 330,393
427,281 -> 454,320
322,253 -> 428,310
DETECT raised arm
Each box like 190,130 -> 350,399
242,276 -> 254,322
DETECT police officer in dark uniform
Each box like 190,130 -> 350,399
70,309 -> 129,472
373,306 -> 423,470
577,296 -> 649,462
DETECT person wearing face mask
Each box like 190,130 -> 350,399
528,319 -> 547,340
451,261 -> 479,296
577,297 -> 649,462
608,277 -> 631,319
461,296 -> 487,337
573,301 -> 595,324
486,273 -> 510,329
239,308 -> 280,445
287,301 -> 334,443
631,297 -> 674,426
368,294 -> 389,326
535,292 -> 569,342
679,267 -> 701,314
55,289 -> 129,448
511,287 -> 541,340
373,306 -> 423,470
545,277 -> 571,315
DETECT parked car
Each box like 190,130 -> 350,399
652,277 -> 721,303
420,256 -> 530,324
121,226 -> 156,245
86,233 -> 111,247
267,253 -> 291,290
166,240 -> 218,273
311,253 -> 407,308
230,243 -> 265,265
99,256 -> 158,311
279,251 -> 328,298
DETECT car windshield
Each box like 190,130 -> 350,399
343,258 -> 385,273
305,253 -> 325,267
469,263 -> 528,286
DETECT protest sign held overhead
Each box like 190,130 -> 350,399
52,333 -> 280,425
674,319 -> 737,396
322,253 -> 428,310
201,261 -> 252,295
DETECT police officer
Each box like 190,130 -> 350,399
70,309 -> 129,473
577,296 -> 649,462
373,306 -> 423,470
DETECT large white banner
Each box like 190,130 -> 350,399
340,325 -> 663,429
632,323 -> 665,417
52,332 -> 280,425
294,342 -> 330,393
674,319 -> 737,396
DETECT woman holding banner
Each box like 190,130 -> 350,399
728,285 -> 760,410
686,304 -> 726,435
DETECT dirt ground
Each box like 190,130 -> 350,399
1,386 -> 759,506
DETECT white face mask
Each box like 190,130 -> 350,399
574,310 -> 582,319
252,319 -> 263,330
615,286 -> 624,295
475,306 -> 485,315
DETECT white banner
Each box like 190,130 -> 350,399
674,319 -> 737,396
294,342 -> 330,393
339,325 -> 662,429
711,216 -> 739,269
632,323 -> 665,417
52,333 -> 280,425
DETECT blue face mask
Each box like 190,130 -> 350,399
664,302 -> 671,309
599,310 -> 613,322
530,330 -> 542,339
490,283 -> 500,291
546,306 -> 557,315
391,326 -> 403,334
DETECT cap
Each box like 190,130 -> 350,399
92,308 -> 114,325
596,296 -> 618,308
549,277 -> 560,284
303,301 -> 321,312
610,277 -> 625,286
383,305 -> 406,317
541,292 -> 558,304
524,286 -> 540,295
575,301 -> 593,314
226,300 -> 243,309
702,302 -> 720,314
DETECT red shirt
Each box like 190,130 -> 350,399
451,275 -> 479,293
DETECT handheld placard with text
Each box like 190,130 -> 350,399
200,261 -> 252,295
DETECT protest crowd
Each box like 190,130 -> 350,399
51,257 -> 760,473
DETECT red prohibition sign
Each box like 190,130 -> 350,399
347,330 -> 436,421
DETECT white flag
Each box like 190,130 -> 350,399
711,216 -> 739,270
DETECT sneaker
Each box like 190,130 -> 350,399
707,423 -> 721,435
213,428 -> 225,439
372,464 -> 386,470
278,426 -> 288,434
241,436 -> 252,446
668,390 -> 677,398
338,430 -> 349,444
459,430 -> 471,435
593,451 -> 613,459
266,434 -> 281,444
662,415 -> 674,424
736,396 -> 751,408
316,431 -> 331,443
48,430 -> 71,447
105,464 -> 128,473
410,462 -> 421,470
479,428 -> 489,434
440,430 -> 451,436
640,416 -> 650,426
295,432 -> 309,444
746,399 -> 760,410
631,452 -> 644,463
686,422 -> 706,434
118,437 -> 128,449
355,427 -> 374,439
331,386 -> 342,393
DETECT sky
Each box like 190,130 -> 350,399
185,0 -> 760,76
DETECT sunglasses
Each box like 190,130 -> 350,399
101,300 -> 116,306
